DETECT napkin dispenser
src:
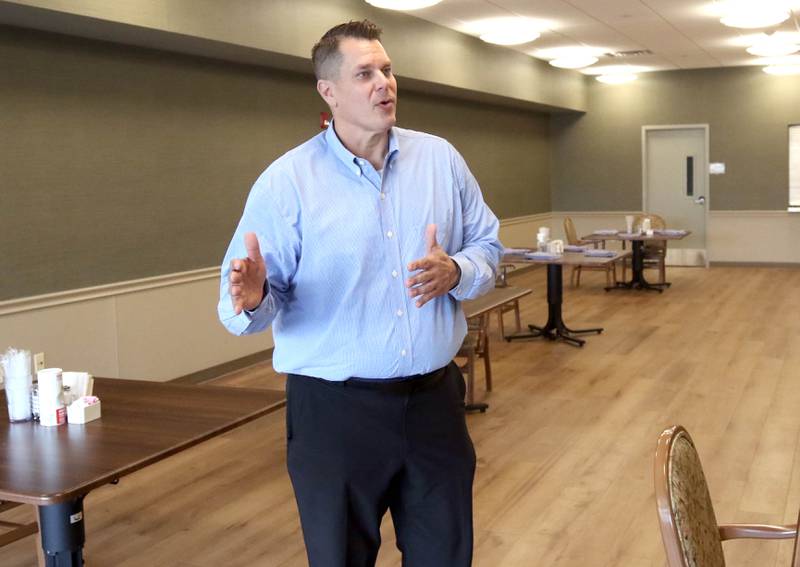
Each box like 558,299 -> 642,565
67,396 -> 101,424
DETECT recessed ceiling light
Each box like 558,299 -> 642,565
719,1 -> 790,29
583,64 -> 649,76
763,64 -> 800,75
365,0 -> 442,9
596,74 -> 637,84
550,55 -> 599,69
537,47 -> 603,69
473,17 -> 544,46
747,33 -> 800,57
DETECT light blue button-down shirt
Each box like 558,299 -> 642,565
218,125 -> 502,380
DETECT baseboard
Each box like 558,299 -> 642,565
709,261 -> 800,268
170,348 -> 274,385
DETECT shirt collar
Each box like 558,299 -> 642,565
325,122 -> 399,174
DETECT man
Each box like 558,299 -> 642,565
218,19 -> 502,567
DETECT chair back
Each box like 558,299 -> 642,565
634,213 -> 667,231
636,213 -> 668,253
655,425 -> 726,567
496,263 -> 517,287
563,217 -> 580,245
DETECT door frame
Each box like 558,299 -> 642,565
641,124 -> 710,268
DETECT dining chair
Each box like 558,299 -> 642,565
793,520 -> 800,567
495,263 -> 522,336
623,213 -> 668,283
654,425 -> 797,567
563,217 -> 615,288
455,314 -> 492,402
0,501 -> 39,548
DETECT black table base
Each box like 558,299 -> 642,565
506,263 -> 602,348
606,240 -> 670,293
39,497 -> 85,566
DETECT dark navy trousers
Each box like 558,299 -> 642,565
286,362 -> 476,567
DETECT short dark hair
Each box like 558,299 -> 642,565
311,20 -> 383,80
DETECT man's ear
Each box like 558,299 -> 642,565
317,79 -> 336,108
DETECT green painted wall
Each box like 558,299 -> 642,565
1,26 -> 550,300
400,91 -> 550,220
0,0 -> 586,111
551,66 -> 800,211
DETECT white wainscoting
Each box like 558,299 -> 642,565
2,211 -> 791,382
0,269 -> 269,382
497,212 -> 551,248
552,211 -> 800,264
548,211 -> 637,251
707,210 -> 800,263
0,213 -> 546,382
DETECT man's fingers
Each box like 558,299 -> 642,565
408,257 -> 434,273
244,232 -> 263,263
425,224 -> 438,254
409,282 -> 437,298
232,290 -> 246,314
406,271 -> 434,289
229,269 -> 244,284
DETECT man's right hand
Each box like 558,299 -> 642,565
229,232 -> 267,315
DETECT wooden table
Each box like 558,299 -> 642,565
463,285 -> 533,331
503,250 -> 629,347
581,230 -> 691,293
0,379 -> 285,566
461,286 -> 533,412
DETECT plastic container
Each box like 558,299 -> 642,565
37,368 -> 66,427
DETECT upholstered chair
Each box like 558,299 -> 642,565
655,425 -> 797,567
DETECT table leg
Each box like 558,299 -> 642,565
38,497 -> 85,566
506,264 -> 603,348
606,240 -> 670,293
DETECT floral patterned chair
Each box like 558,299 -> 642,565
655,425 -> 797,566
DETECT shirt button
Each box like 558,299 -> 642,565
391,270 -> 398,278
386,230 -> 393,238
396,309 -> 403,317
400,349 -> 407,356
357,170 -> 362,176
380,193 -> 386,200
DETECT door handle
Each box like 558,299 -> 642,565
694,196 -> 706,204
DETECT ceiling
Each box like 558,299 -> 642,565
398,0 -> 800,74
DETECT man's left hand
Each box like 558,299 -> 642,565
407,224 -> 460,308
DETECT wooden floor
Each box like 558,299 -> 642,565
3,265 -> 800,566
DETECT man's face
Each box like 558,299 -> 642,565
321,37 -> 397,136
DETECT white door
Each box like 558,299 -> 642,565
643,126 -> 708,267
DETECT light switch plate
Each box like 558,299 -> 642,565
34,352 -> 46,372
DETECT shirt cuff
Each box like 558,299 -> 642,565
449,255 -> 474,299
244,279 -> 271,319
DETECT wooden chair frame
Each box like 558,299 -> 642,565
496,263 -> 522,337
794,515 -> 800,567
655,425 -> 797,567
0,501 -> 38,549
456,314 -> 492,411
623,213 -> 667,283
563,217 -> 615,288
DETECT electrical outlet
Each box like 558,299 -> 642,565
34,352 -> 46,372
